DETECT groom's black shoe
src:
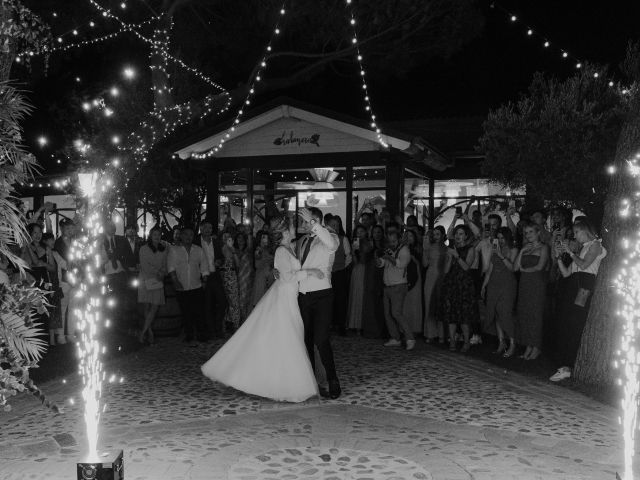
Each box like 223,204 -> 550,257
318,386 -> 330,399
328,380 -> 342,400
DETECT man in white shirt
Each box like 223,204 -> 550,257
195,220 -> 228,339
297,207 -> 341,399
167,226 -> 209,345
377,230 -> 415,350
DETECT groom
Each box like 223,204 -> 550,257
297,207 -> 342,399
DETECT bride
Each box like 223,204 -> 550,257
201,215 -> 324,402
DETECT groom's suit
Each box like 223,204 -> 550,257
297,222 -> 340,385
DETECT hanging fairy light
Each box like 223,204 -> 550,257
488,1 -> 615,81
190,2 -> 288,159
344,0 -> 388,148
611,153 -> 640,480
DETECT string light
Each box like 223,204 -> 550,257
613,153 -> 640,480
86,0 -> 227,93
191,2 -> 288,159
490,2 -> 599,75
344,0 -> 388,148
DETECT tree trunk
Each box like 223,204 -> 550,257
573,107 -> 640,385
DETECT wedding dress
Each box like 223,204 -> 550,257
201,246 -> 318,402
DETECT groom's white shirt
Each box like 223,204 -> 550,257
297,223 -> 339,294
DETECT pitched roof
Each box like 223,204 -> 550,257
386,116 -> 485,157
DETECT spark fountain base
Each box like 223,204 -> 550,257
77,450 -> 123,480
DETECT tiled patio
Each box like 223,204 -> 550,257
0,336 -> 629,479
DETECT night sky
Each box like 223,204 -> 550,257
15,0 -> 640,175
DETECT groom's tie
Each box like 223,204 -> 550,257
301,236 -> 312,265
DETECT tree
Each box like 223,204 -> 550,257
479,44 -> 640,385
479,65 -> 624,224
573,45 -> 640,385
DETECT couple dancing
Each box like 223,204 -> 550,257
201,207 -> 341,402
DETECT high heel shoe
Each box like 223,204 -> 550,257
138,330 -> 146,344
147,329 -> 155,345
494,341 -> 507,355
460,342 -> 471,353
449,339 -> 457,352
526,348 -> 541,360
503,343 -> 516,358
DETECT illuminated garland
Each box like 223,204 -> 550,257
15,17 -> 159,61
489,1 -> 611,83
613,154 -> 640,480
344,0 -> 387,148
87,0 -> 227,93
190,2 -> 288,159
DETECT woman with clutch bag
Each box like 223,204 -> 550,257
549,219 -> 606,381
138,227 -> 168,344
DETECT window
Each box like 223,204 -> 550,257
353,166 -> 385,189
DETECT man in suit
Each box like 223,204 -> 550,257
101,221 -> 131,331
297,207 -> 342,399
194,220 -> 228,339
122,223 -> 142,325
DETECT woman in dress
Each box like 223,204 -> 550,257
251,230 -> 274,309
515,223 -> 550,360
328,215 -> 352,335
423,226 -> 447,343
362,224 -> 387,338
221,232 -> 241,329
138,227 -> 168,345
202,217 -> 323,402
402,229 -> 423,334
480,227 -> 519,357
234,231 -> 254,323
440,224 -> 478,353
549,219 -> 606,381
347,225 -> 370,333
22,223 -> 59,346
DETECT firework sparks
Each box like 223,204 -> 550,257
69,172 -> 107,461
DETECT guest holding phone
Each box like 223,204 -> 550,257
440,225 -> 478,352
481,227 -> 519,357
515,223 -> 550,360
549,219 -> 606,381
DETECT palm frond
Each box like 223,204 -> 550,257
0,310 -> 47,362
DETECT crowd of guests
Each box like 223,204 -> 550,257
1,198 -> 606,383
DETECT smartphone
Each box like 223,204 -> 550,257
492,238 -> 499,249
455,206 -> 462,216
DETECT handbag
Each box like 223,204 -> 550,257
574,288 -> 591,307
144,278 -> 163,290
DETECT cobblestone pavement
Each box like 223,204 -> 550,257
0,336 -> 630,479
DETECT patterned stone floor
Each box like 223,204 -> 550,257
0,336 -> 631,479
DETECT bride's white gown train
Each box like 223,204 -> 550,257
201,246 -> 318,402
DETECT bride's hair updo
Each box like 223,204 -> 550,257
271,216 -> 290,245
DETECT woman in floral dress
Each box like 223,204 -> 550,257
440,225 -> 478,353
221,232 -> 241,329
235,231 -> 254,324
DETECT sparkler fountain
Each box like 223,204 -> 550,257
71,171 -> 124,478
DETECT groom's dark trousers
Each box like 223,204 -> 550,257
298,288 -> 338,382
